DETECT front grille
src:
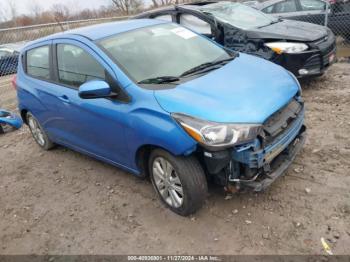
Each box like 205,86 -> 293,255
262,98 -> 303,145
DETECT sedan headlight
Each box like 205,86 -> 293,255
172,113 -> 262,149
265,42 -> 308,54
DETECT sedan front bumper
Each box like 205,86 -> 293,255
272,33 -> 336,79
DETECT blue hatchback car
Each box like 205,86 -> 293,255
16,19 -> 306,216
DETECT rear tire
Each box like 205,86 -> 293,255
26,112 -> 55,150
149,149 -> 208,216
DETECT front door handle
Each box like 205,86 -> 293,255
58,95 -> 70,103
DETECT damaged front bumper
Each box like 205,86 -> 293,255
202,101 -> 306,192
276,49 -> 336,79
231,125 -> 306,191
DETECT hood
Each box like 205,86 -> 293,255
247,19 -> 327,42
154,53 -> 299,124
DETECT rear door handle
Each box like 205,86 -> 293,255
58,95 -> 70,103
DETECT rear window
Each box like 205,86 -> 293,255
273,0 -> 298,13
26,46 -> 50,79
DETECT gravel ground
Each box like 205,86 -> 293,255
0,62 -> 349,255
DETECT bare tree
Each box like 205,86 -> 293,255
6,0 -> 17,26
28,0 -> 42,22
51,3 -> 70,21
151,0 -> 175,8
111,0 -> 144,15
29,0 -> 42,17
0,8 -> 8,22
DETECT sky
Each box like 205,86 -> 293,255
1,0 -> 112,20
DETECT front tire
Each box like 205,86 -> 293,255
27,112 -> 55,150
149,149 -> 208,216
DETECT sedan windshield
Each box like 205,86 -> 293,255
200,2 -> 278,30
98,23 -> 232,84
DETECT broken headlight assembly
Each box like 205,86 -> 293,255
172,113 -> 262,149
265,42 -> 308,54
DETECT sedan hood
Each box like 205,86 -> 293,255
247,19 -> 327,42
154,53 -> 299,124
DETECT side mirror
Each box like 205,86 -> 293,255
78,80 -> 116,99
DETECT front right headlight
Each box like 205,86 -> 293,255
172,113 -> 262,149
265,42 -> 308,54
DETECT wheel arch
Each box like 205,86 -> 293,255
135,142 -> 197,178
135,144 -> 170,178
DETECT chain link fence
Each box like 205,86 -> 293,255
292,0 -> 349,47
255,0 -> 350,51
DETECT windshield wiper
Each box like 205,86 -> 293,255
138,76 -> 180,84
180,57 -> 235,77
258,20 -> 280,28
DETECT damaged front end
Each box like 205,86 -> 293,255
221,22 -> 336,79
202,97 -> 306,192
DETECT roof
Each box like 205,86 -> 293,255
254,0 -> 281,9
66,19 -> 166,40
25,19 -> 167,47
134,1 -> 246,17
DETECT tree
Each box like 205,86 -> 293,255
51,3 -> 70,21
0,8 -> 7,23
28,0 -> 42,18
150,0 -> 175,8
6,0 -> 17,26
111,0 -> 144,15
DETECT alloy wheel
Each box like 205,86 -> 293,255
28,116 -> 45,146
152,157 -> 184,208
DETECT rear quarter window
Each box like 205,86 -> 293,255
26,46 -> 50,80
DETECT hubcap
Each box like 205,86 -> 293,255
28,116 -> 45,146
152,157 -> 184,208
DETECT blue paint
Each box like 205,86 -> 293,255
155,53 -> 298,123
0,109 -> 23,130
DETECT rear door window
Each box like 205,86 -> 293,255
57,44 -> 105,88
273,0 -> 298,12
299,0 -> 326,11
26,46 -> 50,79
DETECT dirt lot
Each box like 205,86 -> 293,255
0,63 -> 349,255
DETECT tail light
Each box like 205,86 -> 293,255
11,75 -> 17,90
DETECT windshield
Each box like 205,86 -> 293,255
200,2 -> 278,30
98,23 -> 231,83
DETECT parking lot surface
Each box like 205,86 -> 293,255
0,63 -> 349,255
